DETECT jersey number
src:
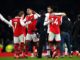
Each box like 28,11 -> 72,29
14,22 -> 17,29
51,18 -> 58,25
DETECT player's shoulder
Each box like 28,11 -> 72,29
45,13 -> 49,17
11,17 -> 20,21
14,17 -> 20,19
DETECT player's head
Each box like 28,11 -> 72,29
27,8 -> 33,15
18,11 -> 24,17
47,6 -> 53,13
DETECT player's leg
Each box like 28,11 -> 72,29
19,34 -> 25,58
25,33 -> 32,57
32,33 -> 39,57
54,34 -> 61,58
32,33 -> 39,42
47,32 -> 54,57
14,36 -> 20,58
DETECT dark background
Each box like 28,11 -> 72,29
0,0 -> 80,52
0,0 -> 80,22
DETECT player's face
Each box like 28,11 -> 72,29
47,7 -> 53,13
27,8 -> 33,15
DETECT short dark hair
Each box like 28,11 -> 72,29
47,5 -> 56,12
18,11 -> 24,17
47,5 -> 54,9
27,7 -> 35,11
27,8 -> 33,10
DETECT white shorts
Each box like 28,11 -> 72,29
48,32 -> 61,42
26,33 -> 39,42
14,34 -> 24,44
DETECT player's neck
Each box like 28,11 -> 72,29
15,16 -> 20,18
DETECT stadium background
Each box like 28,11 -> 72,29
0,0 -> 80,22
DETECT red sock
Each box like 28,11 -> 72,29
56,48 -> 60,56
19,42 -> 25,54
33,46 -> 37,56
20,42 -> 25,50
25,40 -> 30,56
50,46 -> 55,52
14,43 -> 20,55
25,45 -> 29,55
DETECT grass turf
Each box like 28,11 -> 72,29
0,56 -> 80,60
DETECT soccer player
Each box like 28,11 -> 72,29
44,6 -> 66,58
10,11 -> 26,58
23,8 -> 40,57
0,11 -> 28,58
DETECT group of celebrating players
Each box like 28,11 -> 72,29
0,6 -> 67,59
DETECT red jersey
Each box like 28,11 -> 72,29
11,17 -> 23,36
49,15 -> 62,34
25,14 -> 37,34
23,26 -> 26,36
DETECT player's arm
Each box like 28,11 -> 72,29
53,12 -> 66,16
44,17 -> 50,26
34,13 -> 41,19
20,17 -> 31,26
44,13 -> 53,26
9,20 -> 15,32
0,13 -> 12,26
9,20 -> 13,27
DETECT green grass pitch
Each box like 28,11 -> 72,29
0,56 -> 80,60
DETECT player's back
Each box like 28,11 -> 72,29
12,17 -> 23,36
49,15 -> 62,34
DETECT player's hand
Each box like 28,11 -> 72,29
49,19 -> 54,23
62,13 -> 66,16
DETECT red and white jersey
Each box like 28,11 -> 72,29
25,14 -> 39,34
44,13 -> 62,34
11,17 -> 24,36
49,14 -> 62,34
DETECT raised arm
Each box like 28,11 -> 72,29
52,12 -> 66,16
34,13 -> 41,19
0,13 -> 12,26
44,13 -> 52,26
